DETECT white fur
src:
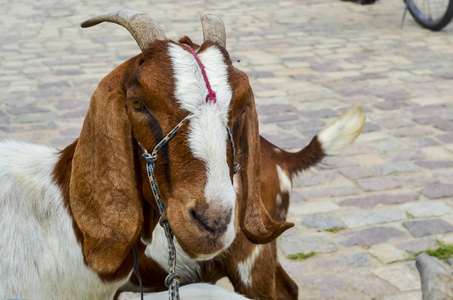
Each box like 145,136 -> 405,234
169,44 -> 236,254
134,283 -> 249,300
145,225 -> 202,284
0,140 -> 127,300
237,245 -> 262,287
318,104 -> 366,155
276,165 -> 292,194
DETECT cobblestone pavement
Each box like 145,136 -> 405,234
2,0 -> 453,299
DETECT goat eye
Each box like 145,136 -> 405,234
132,100 -> 144,111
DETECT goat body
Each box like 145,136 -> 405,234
0,141 -> 125,299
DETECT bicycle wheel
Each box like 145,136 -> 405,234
405,0 -> 453,31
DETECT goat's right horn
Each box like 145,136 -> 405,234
81,9 -> 167,51
201,12 -> 226,48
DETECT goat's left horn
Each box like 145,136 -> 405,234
81,9 -> 167,51
201,12 -> 226,48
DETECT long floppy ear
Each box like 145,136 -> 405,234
240,101 -> 294,244
70,70 -> 143,275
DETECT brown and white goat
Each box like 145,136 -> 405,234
122,105 -> 365,300
0,10 -> 302,300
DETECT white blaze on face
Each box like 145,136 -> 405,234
169,43 -> 236,248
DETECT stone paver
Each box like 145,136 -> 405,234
369,244 -> 407,264
302,214 -> 343,230
2,0 -> 453,299
341,209 -> 407,228
373,264 -> 421,291
403,219 -> 453,237
403,202 -> 452,218
420,183 -> 453,199
339,193 -> 419,208
340,226 -> 408,247
281,234 -> 337,255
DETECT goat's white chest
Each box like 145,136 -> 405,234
0,141 -> 127,300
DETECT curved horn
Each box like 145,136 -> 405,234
81,9 -> 167,51
201,12 -> 226,48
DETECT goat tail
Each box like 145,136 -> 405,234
278,104 -> 366,178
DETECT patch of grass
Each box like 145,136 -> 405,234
324,227 -> 344,233
408,240 -> 453,262
286,252 -> 316,260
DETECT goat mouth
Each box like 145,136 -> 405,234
165,203 -> 236,260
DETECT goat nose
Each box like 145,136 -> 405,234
190,206 -> 232,234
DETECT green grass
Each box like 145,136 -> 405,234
408,240 -> 453,262
324,227 -> 344,233
286,252 -> 316,260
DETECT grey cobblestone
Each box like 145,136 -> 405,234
372,139 -> 411,152
313,253 -> 370,271
340,226 -> 407,247
421,183 -> 453,199
342,209 -> 407,229
304,185 -> 361,198
339,166 -> 377,179
403,202 -> 452,218
301,274 -> 349,299
376,162 -> 420,176
403,219 -> 453,237
437,133 -> 453,143
339,194 -> 419,209
373,264 -> 421,292
281,234 -> 337,256
397,238 -> 438,254
357,177 -> 401,191
302,215 -> 343,230
369,244 -> 407,264
344,272 -> 396,297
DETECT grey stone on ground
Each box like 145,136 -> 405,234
281,234 -> 337,256
301,274 -> 349,299
374,264 -> 421,292
437,133 -> 453,143
403,202 -> 452,218
420,183 -> 453,199
417,161 -> 453,170
340,226 -> 407,247
343,272 -> 396,297
403,219 -> 453,237
373,139 -> 410,152
342,209 -> 406,228
357,177 -> 401,191
416,253 -> 453,300
302,215 -> 343,230
314,253 -> 370,272
376,162 -> 420,175
397,239 -> 438,254
339,194 -> 419,209
339,165 -> 377,180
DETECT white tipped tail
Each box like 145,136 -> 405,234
317,104 -> 366,155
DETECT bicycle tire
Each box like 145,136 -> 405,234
405,0 -> 453,31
